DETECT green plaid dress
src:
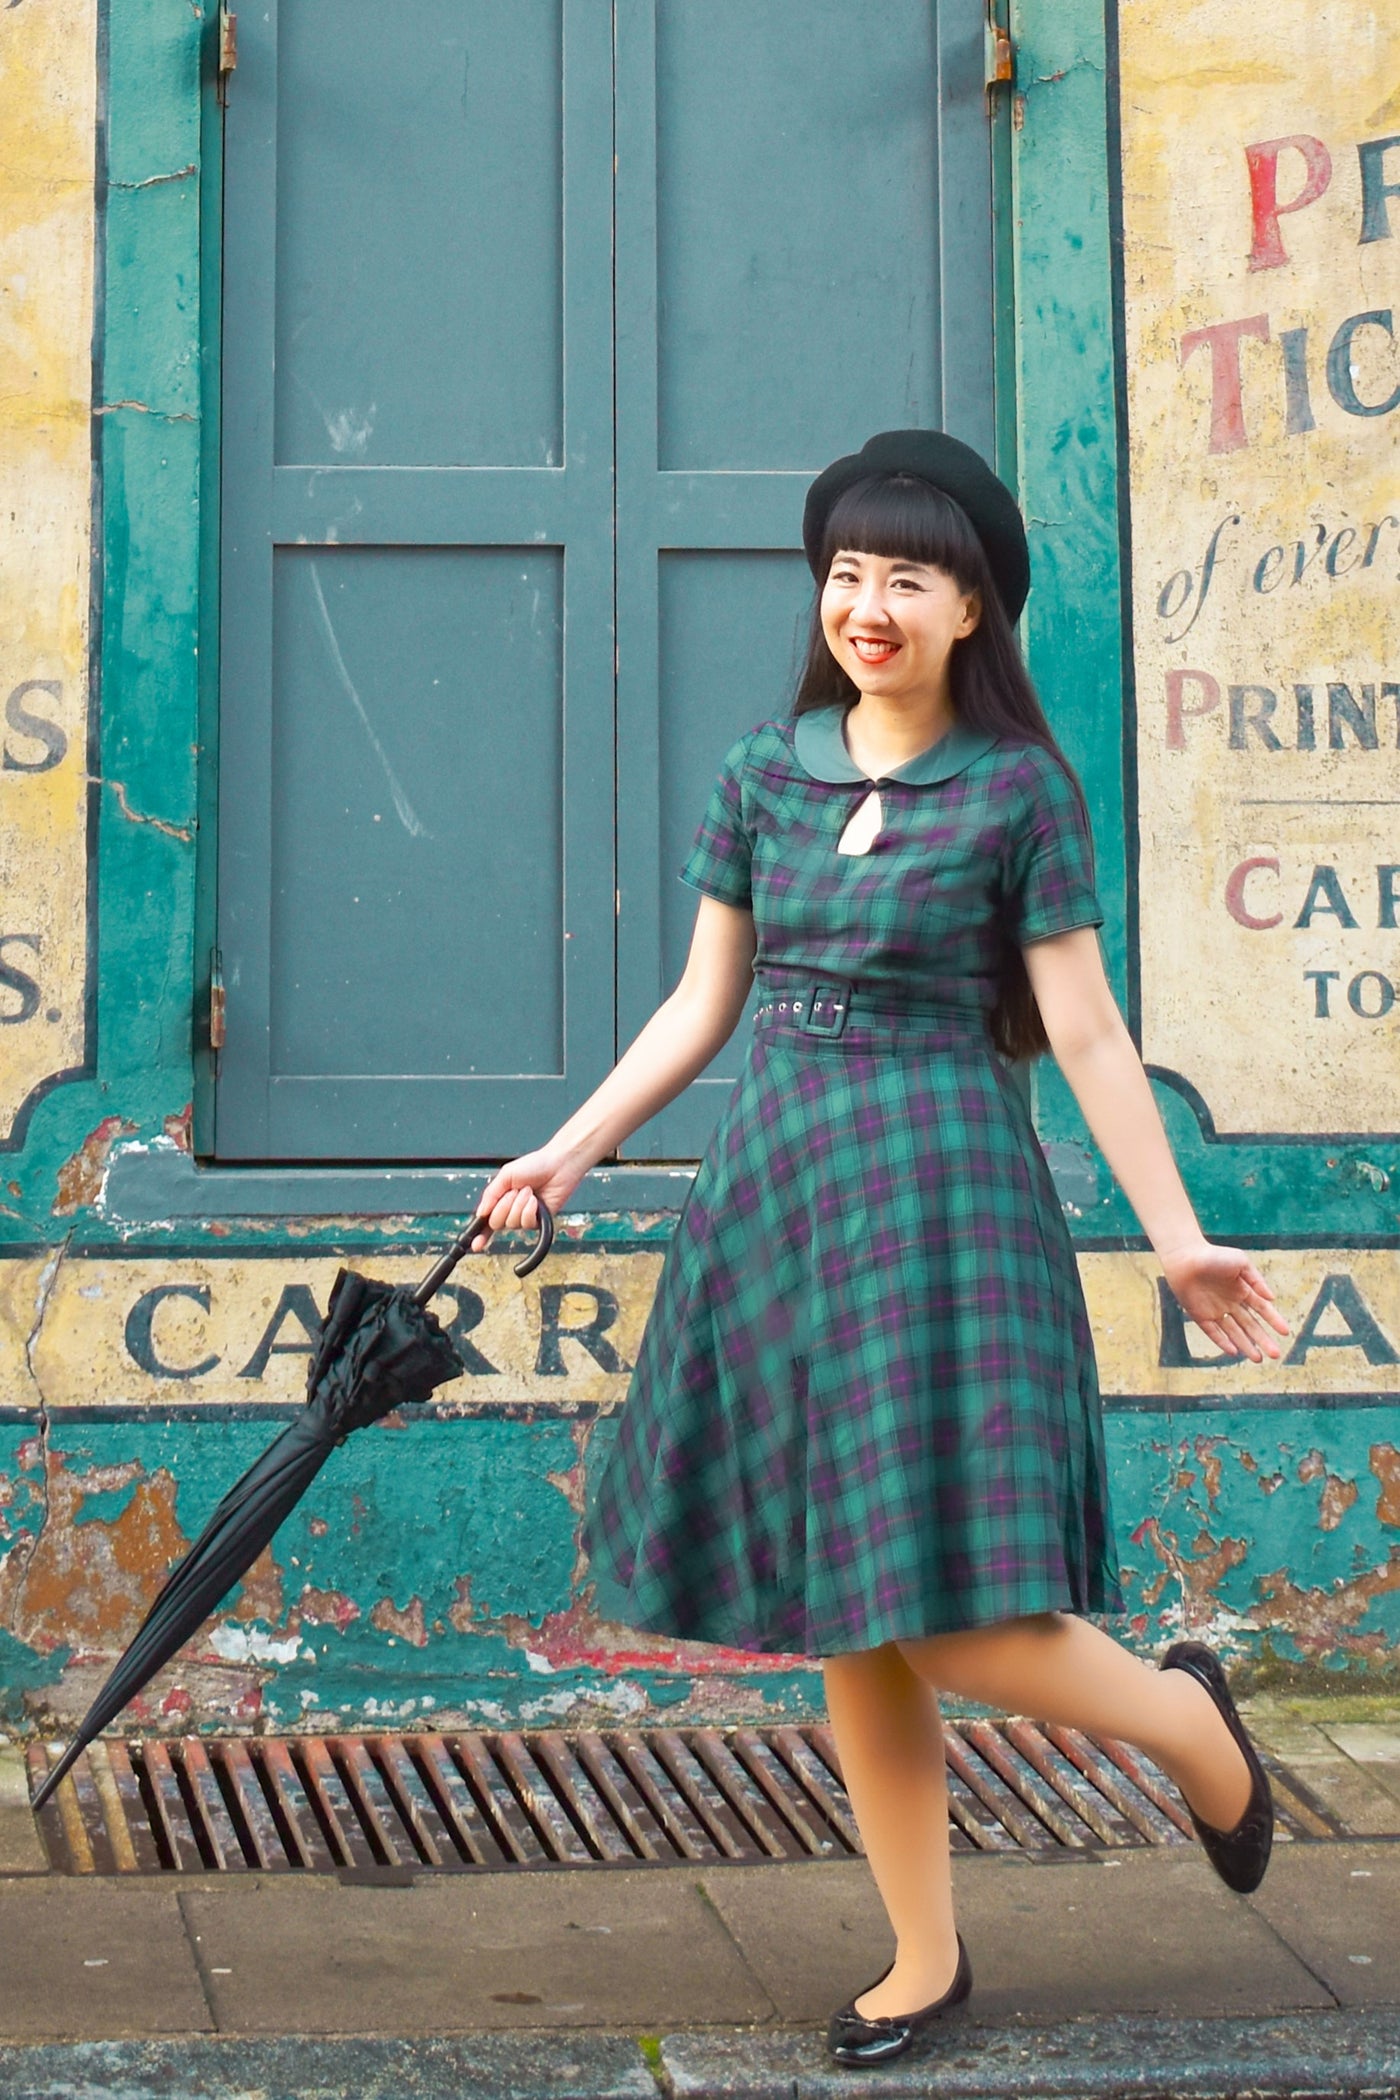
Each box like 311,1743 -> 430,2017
583,702 -> 1125,1657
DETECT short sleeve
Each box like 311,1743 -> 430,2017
679,734 -> 754,907
1001,748 -> 1104,944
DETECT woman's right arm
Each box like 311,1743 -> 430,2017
466,894 -> 757,1247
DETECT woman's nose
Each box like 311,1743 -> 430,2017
850,581 -> 891,625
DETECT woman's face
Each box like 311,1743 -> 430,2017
820,548 -> 981,706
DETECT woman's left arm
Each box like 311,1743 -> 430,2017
1020,926 -> 1290,1363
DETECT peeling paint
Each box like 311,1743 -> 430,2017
1372,1445 -> 1400,1528
1131,1517 -> 1251,1625
1319,1475 -> 1359,1532
162,1104 -> 193,1152
103,776 -> 194,840
369,1595 -> 429,1648
208,1623 -> 304,1666
93,401 -> 197,422
108,163 -> 195,191
51,1119 -> 137,1216
1252,1556 -> 1400,1661
0,1451 -> 186,1649
296,1585 -> 361,1633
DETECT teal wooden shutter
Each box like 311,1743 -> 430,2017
216,0 -> 615,1159
616,0 -> 996,1157
215,1 -> 995,1166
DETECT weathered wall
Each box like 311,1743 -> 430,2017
1015,0 -> 1399,1671
0,0 -> 1395,1745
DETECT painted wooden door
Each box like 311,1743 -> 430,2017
215,0 -> 994,1163
215,0 -> 615,1161
616,0 -> 995,1155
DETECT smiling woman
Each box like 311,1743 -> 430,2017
466,425 -> 1290,2064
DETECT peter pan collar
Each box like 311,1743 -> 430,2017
792,703 -> 997,786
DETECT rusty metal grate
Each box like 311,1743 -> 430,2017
27,1721 -> 1343,1877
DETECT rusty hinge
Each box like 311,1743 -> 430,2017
217,6 -> 237,103
209,950 -> 226,1052
985,8 -> 1014,95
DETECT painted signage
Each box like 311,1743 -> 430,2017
0,0 -> 97,1143
0,1250 -> 663,1411
1,1248 -> 1396,1410
1118,2 -> 1400,1135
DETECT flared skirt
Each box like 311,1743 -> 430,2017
582,1015 -> 1124,1656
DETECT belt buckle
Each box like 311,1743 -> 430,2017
800,981 -> 850,1038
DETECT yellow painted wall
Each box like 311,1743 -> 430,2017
4,1248 -> 658,1411
0,0 -> 97,1133
1120,0 -> 1400,1135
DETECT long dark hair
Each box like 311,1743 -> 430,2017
795,471 -> 1093,1063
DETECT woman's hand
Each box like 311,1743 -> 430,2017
1158,1239 -> 1291,1361
467,1145 -> 588,1252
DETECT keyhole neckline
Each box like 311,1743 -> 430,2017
835,784 -> 884,856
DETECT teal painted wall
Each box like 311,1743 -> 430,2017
0,0 -> 1393,1745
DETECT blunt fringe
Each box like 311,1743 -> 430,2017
794,471 -> 1094,1064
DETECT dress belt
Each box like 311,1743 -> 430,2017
752,971 -> 987,1041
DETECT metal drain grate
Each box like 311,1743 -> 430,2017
28,1721 -> 1343,1877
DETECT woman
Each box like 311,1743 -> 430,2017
469,430 -> 1289,2067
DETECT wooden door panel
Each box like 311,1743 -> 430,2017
617,0 -> 995,1157
217,0 -> 613,1160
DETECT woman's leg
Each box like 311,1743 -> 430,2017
822,1644 -> 962,2020
898,1612 -> 1253,1834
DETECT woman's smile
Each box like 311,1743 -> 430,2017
850,635 -> 901,665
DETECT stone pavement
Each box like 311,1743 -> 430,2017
0,1700 -> 1396,2098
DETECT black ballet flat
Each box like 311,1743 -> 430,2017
1160,1639 -> 1274,1893
825,1933 -> 972,2067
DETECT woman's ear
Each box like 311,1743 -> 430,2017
958,586 -> 983,638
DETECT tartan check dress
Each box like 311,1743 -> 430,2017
582,701 -> 1125,1657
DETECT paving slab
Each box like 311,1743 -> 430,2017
179,1868 -> 774,2036
0,1746 -> 47,1874
698,1848 -> 1333,2024
659,2006 -> 1400,2099
0,2031 -> 656,2100
1246,1839 -> 1400,2008
1324,1725 -> 1400,1811
1246,1716 -> 1400,1836
0,1877 -> 212,2042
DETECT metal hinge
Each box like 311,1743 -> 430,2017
217,6 -> 238,104
209,950 -> 226,1052
985,7 -> 1014,95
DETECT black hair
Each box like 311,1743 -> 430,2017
794,470 -> 1094,1063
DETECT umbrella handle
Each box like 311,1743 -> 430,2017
413,1196 -> 555,1306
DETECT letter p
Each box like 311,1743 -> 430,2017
1246,135 -> 1332,270
1164,669 -> 1221,750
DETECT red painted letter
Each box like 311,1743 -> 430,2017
1180,316 -> 1271,453
1246,136 -> 1332,269
1225,857 -> 1283,930
1164,669 -> 1221,749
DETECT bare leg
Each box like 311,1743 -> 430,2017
822,1645 -> 962,2020
899,1612 -> 1252,1835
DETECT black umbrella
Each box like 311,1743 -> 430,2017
31,1201 -> 554,1813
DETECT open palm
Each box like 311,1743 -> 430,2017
1161,1242 -> 1290,1361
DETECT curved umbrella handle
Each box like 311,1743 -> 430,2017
413,1196 -> 554,1306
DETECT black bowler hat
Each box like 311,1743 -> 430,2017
802,429 -> 1031,623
